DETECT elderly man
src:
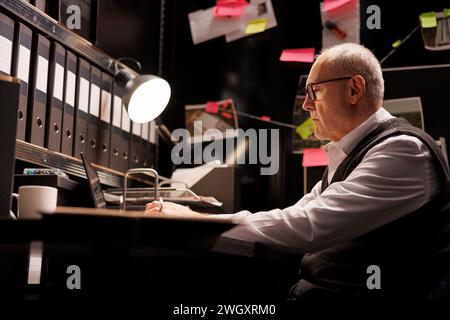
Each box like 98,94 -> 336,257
146,43 -> 450,300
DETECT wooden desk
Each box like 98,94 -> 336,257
0,208 -> 301,301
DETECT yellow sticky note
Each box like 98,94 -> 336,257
392,40 -> 402,48
245,18 -> 267,34
444,8 -> 450,17
420,12 -> 437,28
296,117 -> 314,140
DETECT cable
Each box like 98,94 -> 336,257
380,24 -> 421,65
214,105 -> 297,129
115,57 -> 143,74
158,0 -> 166,77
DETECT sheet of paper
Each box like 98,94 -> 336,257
225,0 -> 277,42
171,160 -> 223,189
280,48 -> 315,63
245,18 -> 267,34
302,148 -> 328,167
214,0 -> 249,17
188,7 -> 242,45
320,0 -> 360,50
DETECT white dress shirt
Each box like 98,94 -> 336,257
217,108 -> 440,253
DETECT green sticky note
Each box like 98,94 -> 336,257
444,8 -> 450,17
420,12 -> 437,28
392,40 -> 402,48
296,117 -> 314,140
245,18 -> 267,34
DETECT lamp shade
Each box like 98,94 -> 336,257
118,71 -> 171,123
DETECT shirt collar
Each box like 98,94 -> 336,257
323,107 -> 394,157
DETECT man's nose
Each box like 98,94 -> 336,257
302,94 -> 315,112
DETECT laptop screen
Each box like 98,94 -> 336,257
80,153 -> 107,208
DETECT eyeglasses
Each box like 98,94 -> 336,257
305,76 -> 352,101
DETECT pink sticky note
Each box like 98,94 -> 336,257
324,0 -> 355,13
214,0 -> 249,17
302,148 -> 328,167
280,48 -> 315,63
261,116 -> 271,122
221,112 -> 233,119
206,101 -> 219,114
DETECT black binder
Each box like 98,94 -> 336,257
27,34 -> 50,147
86,66 -> 101,163
130,122 -> 141,169
0,13 -> 14,76
45,42 -> 65,152
11,23 -> 32,141
73,58 -> 90,159
98,72 -> 112,167
119,104 -> 131,173
140,122 -> 150,168
32,0 -> 47,12
0,76 -> 20,219
149,120 -> 157,168
60,50 -> 77,156
110,83 -> 123,171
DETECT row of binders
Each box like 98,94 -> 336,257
0,12 -> 157,173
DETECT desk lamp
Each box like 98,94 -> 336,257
114,58 -> 171,123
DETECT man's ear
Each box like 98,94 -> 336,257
349,75 -> 366,104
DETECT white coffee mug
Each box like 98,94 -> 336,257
10,185 -> 58,219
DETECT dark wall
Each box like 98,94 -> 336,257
95,0 -> 450,212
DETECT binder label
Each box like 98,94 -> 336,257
141,122 -> 149,141
100,90 -> 111,123
121,105 -> 131,133
112,95 -> 122,128
36,56 -> 48,93
66,70 -> 76,107
132,121 -> 141,137
149,121 -> 156,144
89,84 -> 100,117
17,45 -> 30,82
0,35 -> 12,74
54,63 -> 65,101
78,77 -> 89,111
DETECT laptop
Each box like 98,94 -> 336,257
80,152 -> 107,209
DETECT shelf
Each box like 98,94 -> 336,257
15,140 -> 124,187
0,0 -> 137,76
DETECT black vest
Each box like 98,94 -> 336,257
290,118 -> 450,301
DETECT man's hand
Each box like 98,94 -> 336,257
145,200 -> 204,217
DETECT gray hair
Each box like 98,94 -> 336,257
319,43 -> 384,106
